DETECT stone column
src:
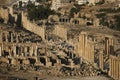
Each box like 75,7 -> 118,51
1,43 -> 3,56
85,34 -> 87,59
24,46 -> 27,57
34,46 -> 38,56
109,57 -> 112,77
105,37 -> 109,56
79,32 -> 88,61
85,33 -> 88,61
109,38 -> 114,54
116,60 -> 119,80
30,46 -> 34,56
87,43 -> 89,61
19,46 -> 22,56
0,32 -> 2,42
118,59 -> 120,80
21,46 -> 24,56
89,43 -> 94,62
91,44 -> 94,63
83,34 -> 85,58
13,45 -> 16,57
81,34 -> 84,57
11,33 -> 13,43
105,36 -> 114,56
78,34 -> 82,57
114,60 -> 117,79
99,53 -> 104,71
5,33 -> 8,42
8,48 -> 11,57
112,59 -> 114,78
109,58 -> 112,77
46,57 -> 51,67
0,46 -> 2,56
16,35 -> 19,43
113,59 -> 115,79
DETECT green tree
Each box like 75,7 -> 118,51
95,13 -> 106,18
27,4 -> 55,20
69,7 -> 80,18
114,15 -> 120,30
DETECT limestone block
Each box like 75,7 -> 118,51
46,62 -> 52,67
23,59 -> 30,65
85,13 -> 92,18
11,58 -> 18,65
0,57 -> 9,63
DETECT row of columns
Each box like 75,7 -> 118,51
0,31 -> 19,43
105,36 -> 114,56
0,43 -> 63,67
97,36 -> 114,72
0,43 -> 46,57
78,32 -> 95,63
109,55 -> 120,80
13,45 -> 40,57
0,41 -> 64,66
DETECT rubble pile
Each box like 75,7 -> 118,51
0,61 -> 33,72
60,62 -> 101,77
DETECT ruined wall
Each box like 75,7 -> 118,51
53,24 -> 67,40
105,0 -> 118,3
8,7 -> 18,22
22,13 -> 45,40
93,18 -> 100,27
0,6 -> 9,23
70,18 -> 86,25
109,55 -> 120,80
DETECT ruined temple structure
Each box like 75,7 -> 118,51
0,3 -> 120,79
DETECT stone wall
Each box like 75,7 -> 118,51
0,6 -> 9,23
53,24 -> 67,40
22,12 -> 45,40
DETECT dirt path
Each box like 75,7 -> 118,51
0,71 -> 112,80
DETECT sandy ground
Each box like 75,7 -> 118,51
0,71 -> 113,80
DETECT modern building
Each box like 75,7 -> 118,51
88,0 -> 103,5
51,0 -> 70,10
51,0 -> 61,10
76,0 -> 87,5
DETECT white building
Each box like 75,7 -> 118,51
17,0 -> 39,6
75,0 -> 102,5
88,0 -> 102,5
76,0 -> 87,5
51,0 -> 61,10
